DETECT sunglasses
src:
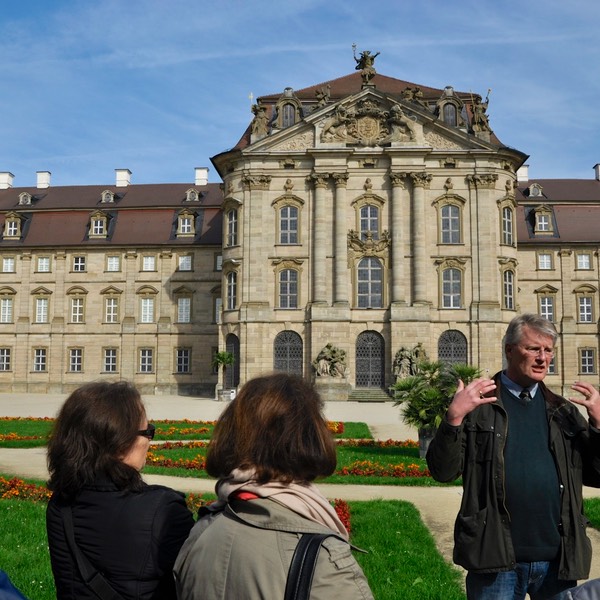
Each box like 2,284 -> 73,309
137,423 -> 156,440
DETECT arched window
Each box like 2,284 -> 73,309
281,103 -> 296,128
355,331 -> 385,388
438,330 -> 467,366
443,104 -> 457,126
357,257 -> 383,308
273,331 -> 303,375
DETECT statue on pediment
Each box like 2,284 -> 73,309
315,84 -> 331,108
470,91 -> 492,133
251,103 -> 269,138
321,104 -> 351,141
381,104 -> 422,143
353,46 -> 380,85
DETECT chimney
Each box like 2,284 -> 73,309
594,164 -> 600,181
36,171 -> 51,188
0,172 -> 15,189
194,167 -> 209,186
115,168 -> 132,187
516,164 -> 529,182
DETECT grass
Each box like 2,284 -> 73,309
0,419 -> 372,447
0,488 -> 465,600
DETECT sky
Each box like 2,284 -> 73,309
0,0 -> 598,187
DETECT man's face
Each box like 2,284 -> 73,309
505,325 -> 555,387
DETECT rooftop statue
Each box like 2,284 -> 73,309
353,45 -> 380,85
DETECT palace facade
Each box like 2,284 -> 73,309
1,61 -> 599,397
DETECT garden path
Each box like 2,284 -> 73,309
2,392 -> 600,589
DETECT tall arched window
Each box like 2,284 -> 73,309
281,103 -> 296,128
355,331 -> 385,388
357,257 -> 383,308
273,331 -> 303,375
443,104 -> 457,126
225,334 -> 240,388
438,330 -> 467,366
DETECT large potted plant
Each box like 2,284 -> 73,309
392,361 -> 481,457
212,351 -> 235,401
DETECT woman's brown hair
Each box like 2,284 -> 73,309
47,380 -> 146,499
206,373 -> 337,484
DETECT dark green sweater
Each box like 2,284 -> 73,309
502,386 -> 561,561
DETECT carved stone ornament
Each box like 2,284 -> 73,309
241,174 -> 272,190
466,174 -> 499,189
320,98 -> 423,147
347,230 -> 391,261
271,131 -> 314,151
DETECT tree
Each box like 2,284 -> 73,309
211,351 -> 235,390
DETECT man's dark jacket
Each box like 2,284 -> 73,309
426,374 -> 600,580
46,479 -> 194,599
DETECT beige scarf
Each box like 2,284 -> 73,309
214,468 -> 349,541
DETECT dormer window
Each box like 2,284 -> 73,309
274,88 -> 302,129
527,183 -> 543,198
101,190 -> 115,203
532,205 -> 554,235
185,188 -> 199,202
3,213 -> 22,239
89,211 -> 109,238
177,210 -> 195,237
18,192 -> 32,205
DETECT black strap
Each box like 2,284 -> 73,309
284,533 -> 335,600
61,506 -> 125,600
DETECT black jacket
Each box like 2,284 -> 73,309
46,478 -> 194,600
427,375 -> 600,579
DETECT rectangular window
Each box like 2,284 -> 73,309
279,269 -> 298,309
579,296 -> 593,323
106,255 -> 120,272
0,348 -> 11,371
537,253 -> 552,270
179,216 -> 193,234
104,348 -> 118,372
442,268 -> 462,309
227,272 -> 237,310
139,348 -> 154,373
227,209 -> 238,247
177,297 -> 191,322
539,296 -> 555,322
441,205 -> 460,244
105,297 -> 119,323
0,297 -> 12,323
215,254 -> 223,271
35,298 -> 48,323
2,257 -> 15,273
92,218 -> 105,235
577,254 -> 592,270
142,255 -> 156,271
280,206 -> 298,244
73,256 -> 86,272
178,255 -> 192,271
70,297 -> 85,323
214,297 -> 222,324
37,256 -> 51,272
503,271 -> 514,310
502,207 -> 513,245
33,348 -> 47,372
580,349 -> 596,374
547,355 -> 556,375
6,221 -> 18,237
176,349 -> 191,373
140,298 -> 154,323
69,348 -> 83,372
537,214 -> 550,231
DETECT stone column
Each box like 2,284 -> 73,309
410,172 -> 432,304
332,172 -> 349,305
390,172 -> 409,304
309,173 -> 330,305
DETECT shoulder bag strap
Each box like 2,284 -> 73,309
60,506 -> 125,600
284,533 -> 337,600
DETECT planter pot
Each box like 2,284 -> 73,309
418,427 -> 436,459
217,389 -> 235,402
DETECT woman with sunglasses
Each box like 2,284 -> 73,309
46,380 -> 194,600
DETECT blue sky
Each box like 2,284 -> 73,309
0,0 -> 598,186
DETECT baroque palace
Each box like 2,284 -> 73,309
0,55 -> 599,397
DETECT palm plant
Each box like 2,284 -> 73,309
211,351 -> 235,390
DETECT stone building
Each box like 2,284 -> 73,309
0,168 -> 222,395
1,57 -> 599,398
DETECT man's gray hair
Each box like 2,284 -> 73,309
504,313 -> 558,346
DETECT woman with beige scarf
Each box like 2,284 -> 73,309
174,373 -> 374,599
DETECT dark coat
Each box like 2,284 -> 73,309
46,479 -> 194,600
426,375 -> 600,580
